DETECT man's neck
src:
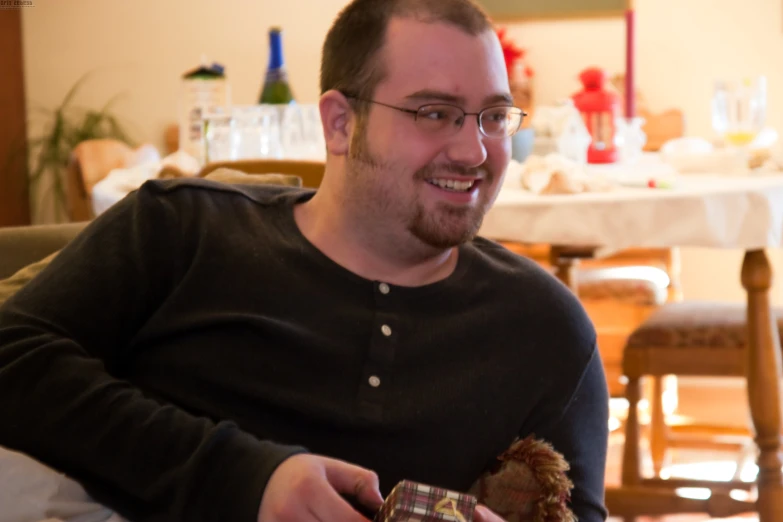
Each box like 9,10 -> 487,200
293,190 -> 459,287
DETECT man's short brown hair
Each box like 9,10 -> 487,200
320,0 -> 492,113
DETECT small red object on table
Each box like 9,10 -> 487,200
572,67 -> 621,164
375,480 -> 477,522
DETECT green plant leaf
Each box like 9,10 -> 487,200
59,69 -> 101,110
100,91 -> 130,113
18,67 -> 137,223
106,116 -> 135,146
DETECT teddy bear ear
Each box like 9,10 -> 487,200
473,436 -> 576,522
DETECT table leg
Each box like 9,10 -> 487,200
740,249 -> 783,522
549,246 -> 579,293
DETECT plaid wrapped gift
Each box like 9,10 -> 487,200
375,480 -> 477,522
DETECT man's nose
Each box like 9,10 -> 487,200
445,117 -> 488,168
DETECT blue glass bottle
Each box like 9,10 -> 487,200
259,27 -> 294,104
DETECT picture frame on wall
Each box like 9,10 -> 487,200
475,0 -> 631,21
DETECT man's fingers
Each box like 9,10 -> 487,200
323,458 -> 384,508
307,479 -> 373,522
354,474 -> 384,508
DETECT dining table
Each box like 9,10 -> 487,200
479,160 -> 783,521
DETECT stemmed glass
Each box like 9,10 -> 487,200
711,76 -> 767,147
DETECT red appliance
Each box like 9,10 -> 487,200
572,67 -> 620,164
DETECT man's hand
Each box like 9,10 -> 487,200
475,505 -> 507,522
258,454 -> 384,521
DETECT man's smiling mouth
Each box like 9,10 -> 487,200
425,179 -> 478,192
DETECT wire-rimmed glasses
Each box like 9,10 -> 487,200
347,96 -> 526,139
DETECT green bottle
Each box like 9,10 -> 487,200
259,27 -> 294,104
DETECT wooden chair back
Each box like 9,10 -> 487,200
198,160 -> 326,189
65,139 -> 136,221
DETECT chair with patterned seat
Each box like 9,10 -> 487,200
621,300 -> 782,470
614,298 -> 783,519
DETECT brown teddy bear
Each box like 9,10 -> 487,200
469,436 -> 576,522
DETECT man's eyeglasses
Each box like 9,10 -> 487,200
345,96 -> 527,140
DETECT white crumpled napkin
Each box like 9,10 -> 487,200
659,129 -> 783,176
659,137 -> 750,175
91,148 -> 202,216
516,154 -> 616,194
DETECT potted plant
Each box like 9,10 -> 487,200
24,71 -> 136,222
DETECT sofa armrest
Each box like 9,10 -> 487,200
0,222 -> 87,280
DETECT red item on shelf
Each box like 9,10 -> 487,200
572,67 -> 621,164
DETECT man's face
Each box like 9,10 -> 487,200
344,17 -> 513,249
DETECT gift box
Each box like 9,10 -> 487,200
375,480 -> 477,522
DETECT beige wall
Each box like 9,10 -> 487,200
21,0 -> 783,302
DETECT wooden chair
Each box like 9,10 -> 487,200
607,295 -> 783,520
164,124 -> 179,156
162,124 -> 325,189
642,109 -> 686,153
621,301 -> 771,471
65,139 -> 137,221
198,159 -> 325,188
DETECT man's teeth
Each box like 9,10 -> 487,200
427,179 -> 476,192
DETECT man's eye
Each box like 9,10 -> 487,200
487,110 -> 509,122
423,111 -> 448,121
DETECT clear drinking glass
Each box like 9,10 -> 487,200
711,76 -> 767,146
278,104 -> 326,160
203,108 -> 233,164
280,104 -> 306,159
229,105 -> 284,160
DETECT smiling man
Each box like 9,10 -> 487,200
0,1 -> 608,521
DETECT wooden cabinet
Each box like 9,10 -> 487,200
0,9 -> 31,227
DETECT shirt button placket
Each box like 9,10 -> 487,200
375,283 -> 393,393
358,282 -> 396,421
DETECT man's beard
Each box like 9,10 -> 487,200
346,124 -> 494,249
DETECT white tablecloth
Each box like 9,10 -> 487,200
480,169 -> 783,256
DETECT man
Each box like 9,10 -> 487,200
0,0 -> 609,521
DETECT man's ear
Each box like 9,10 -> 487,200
319,90 -> 354,157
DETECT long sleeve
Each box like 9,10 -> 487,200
0,182 -> 306,522
539,346 -> 610,522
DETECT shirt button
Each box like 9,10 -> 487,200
379,282 -> 390,294
381,324 -> 392,336
369,375 -> 381,387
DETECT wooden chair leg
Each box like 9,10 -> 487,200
650,375 -> 669,477
549,247 -> 579,293
622,375 -> 643,486
733,440 -> 757,483
740,249 -> 783,522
